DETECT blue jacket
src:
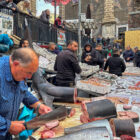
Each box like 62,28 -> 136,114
0,56 -> 38,140
123,49 -> 134,62
0,34 -> 13,47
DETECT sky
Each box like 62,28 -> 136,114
36,0 -> 59,17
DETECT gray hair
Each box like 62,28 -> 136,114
48,42 -> 56,48
11,48 -> 37,66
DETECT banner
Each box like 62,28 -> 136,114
57,29 -> 66,45
0,12 -> 13,35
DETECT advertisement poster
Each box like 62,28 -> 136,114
0,12 -> 13,35
57,29 -> 66,45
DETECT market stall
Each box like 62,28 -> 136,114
29,43 -> 140,140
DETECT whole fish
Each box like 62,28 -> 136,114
64,119 -> 113,139
39,127 -> 111,140
32,70 -> 90,103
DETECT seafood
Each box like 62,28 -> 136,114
110,119 -> 135,137
80,99 -> 117,123
24,106 -> 67,130
39,127 -> 111,140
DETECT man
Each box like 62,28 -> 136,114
54,40 -> 81,87
123,46 -> 134,62
17,0 -> 32,16
0,48 -> 51,140
104,49 -> 126,76
19,39 -> 29,48
95,44 -> 107,69
54,16 -> 62,28
0,0 -> 18,11
40,9 -> 50,25
106,45 -> 113,57
134,47 -> 140,68
81,43 -> 98,66
48,42 -> 60,55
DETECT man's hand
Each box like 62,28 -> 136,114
9,121 -> 25,135
127,57 -> 130,61
12,8 -> 16,11
104,58 -> 107,62
38,104 -> 52,115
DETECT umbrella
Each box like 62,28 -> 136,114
44,0 -> 71,6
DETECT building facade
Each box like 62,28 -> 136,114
59,0 -> 130,39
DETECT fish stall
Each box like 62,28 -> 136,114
27,43 -> 140,140
33,43 -> 100,79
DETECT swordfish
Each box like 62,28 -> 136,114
39,127 -> 111,140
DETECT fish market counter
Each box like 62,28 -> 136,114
30,96 -> 140,140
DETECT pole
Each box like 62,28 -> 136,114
54,0 -> 56,21
78,0 -> 81,61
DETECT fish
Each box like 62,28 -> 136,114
32,70 -> 90,103
80,99 -> 117,123
39,127 -> 111,140
24,106 -> 67,130
64,119 -> 113,139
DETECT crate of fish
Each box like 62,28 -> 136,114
76,77 -> 111,95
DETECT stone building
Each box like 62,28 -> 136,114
128,0 -> 140,30
59,0 -> 130,39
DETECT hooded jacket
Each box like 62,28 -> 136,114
81,43 -> 98,65
40,10 -> 50,25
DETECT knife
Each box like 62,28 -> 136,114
24,106 -> 67,130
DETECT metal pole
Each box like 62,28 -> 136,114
54,0 -> 56,21
78,0 -> 81,61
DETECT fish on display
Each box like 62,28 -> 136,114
24,106 -> 67,130
31,70 -> 90,104
80,99 -> 117,123
39,127 -> 111,140
64,119 -> 113,139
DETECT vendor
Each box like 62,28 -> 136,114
81,43 -> 98,66
54,40 -> 81,87
104,49 -> 126,76
0,48 -> 51,140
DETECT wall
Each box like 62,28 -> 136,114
125,30 -> 140,49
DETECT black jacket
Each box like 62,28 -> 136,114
96,50 -> 105,68
40,11 -> 50,25
81,44 -> 98,65
104,54 -> 126,76
0,1 -> 18,11
134,50 -> 140,67
54,49 -> 81,84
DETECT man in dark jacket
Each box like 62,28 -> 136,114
123,46 -> 134,62
54,16 -> 62,28
134,47 -> 140,68
95,44 -> 106,69
81,43 -> 98,65
54,40 -> 81,87
104,49 -> 126,76
40,9 -> 50,25
0,0 -> 18,11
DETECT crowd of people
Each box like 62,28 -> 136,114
81,42 -> 140,76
